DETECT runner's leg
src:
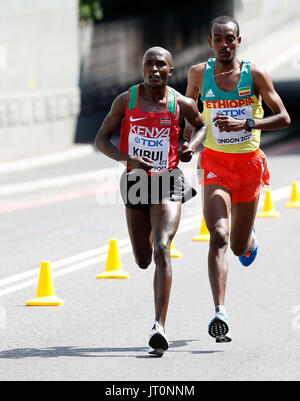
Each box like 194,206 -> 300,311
150,201 -> 181,329
203,184 -> 231,307
126,207 -> 153,269
230,197 -> 260,256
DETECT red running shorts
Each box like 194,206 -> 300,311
197,147 -> 270,204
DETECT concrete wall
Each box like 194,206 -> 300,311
76,1 -> 234,142
234,0 -> 300,48
2,0 -> 299,159
0,0 -> 80,161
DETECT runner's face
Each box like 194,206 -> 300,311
143,52 -> 173,87
209,22 -> 241,63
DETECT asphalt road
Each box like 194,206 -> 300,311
0,134 -> 299,382
0,50 -> 299,382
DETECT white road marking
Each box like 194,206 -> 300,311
0,145 -> 95,175
0,247 -> 133,297
0,167 -> 121,196
0,183 -> 295,298
0,217 -> 198,295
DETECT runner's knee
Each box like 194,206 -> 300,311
153,241 -> 170,266
210,227 -> 229,250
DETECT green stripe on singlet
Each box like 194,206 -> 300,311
128,85 -> 139,111
128,85 -> 176,114
167,88 -> 176,115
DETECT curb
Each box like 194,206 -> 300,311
0,144 -> 95,175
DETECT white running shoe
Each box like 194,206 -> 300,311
148,321 -> 169,357
208,312 -> 232,343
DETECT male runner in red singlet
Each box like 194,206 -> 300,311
95,47 -> 207,356
185,16 -> 290,342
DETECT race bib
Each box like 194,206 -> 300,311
210,107 -> 254,146
128,132 -> 170,173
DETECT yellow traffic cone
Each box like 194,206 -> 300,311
258,190 -> 280,218
285,182 -> 300,208
193,216 -> 210,241
170,240 -> 183,258
97,239 -> 130,279
26,261 -> 64,306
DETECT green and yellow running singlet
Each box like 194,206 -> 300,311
201,58 -> 264,153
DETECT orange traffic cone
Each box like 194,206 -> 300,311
170,240 -> 183,258
97,239 -> 130,279
26,261 -> 64,306
285,182 -> 300,208
193,216 -> 210,241
258,190 -> 280,218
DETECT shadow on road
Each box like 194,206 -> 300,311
0,340 -> 222,359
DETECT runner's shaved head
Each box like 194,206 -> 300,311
143,47 -> 173,67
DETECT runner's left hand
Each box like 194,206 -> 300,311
179,142 -> 194,162
213,113 -> 246,132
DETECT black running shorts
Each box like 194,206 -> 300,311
120,167 -> 197,210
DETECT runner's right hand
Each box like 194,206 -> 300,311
179,142 -> 194,162
128,156 -> 154,172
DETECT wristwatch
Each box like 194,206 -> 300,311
245,118 -> 255,131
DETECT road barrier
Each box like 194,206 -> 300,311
97,239 -> 130,279
192,216 -> 210,242
285,182 -> 300,208
170,240 -> 183,258
258,190 -> 280,218
26,261 -> 64,306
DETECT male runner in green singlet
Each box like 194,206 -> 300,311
95,47 -> 207,356
185,16 -> 290,342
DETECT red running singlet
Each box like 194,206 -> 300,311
120,84 -> 181,175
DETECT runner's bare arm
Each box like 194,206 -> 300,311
186,64 -> 205,101
95,92 -> 129,163
183,63 -> 206,140
251,65 -> 291,130
213,65 -> 291,132
95,93 -> 154,171
178,95 -> 208,162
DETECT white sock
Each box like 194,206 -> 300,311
215,305 -> 227,316
154,321 -> 164,331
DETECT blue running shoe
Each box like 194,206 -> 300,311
239,226 -> 258,267
208,312 -> 232,343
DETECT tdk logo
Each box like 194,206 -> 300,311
219,109 -> 246,118
140,137 -> 164,147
